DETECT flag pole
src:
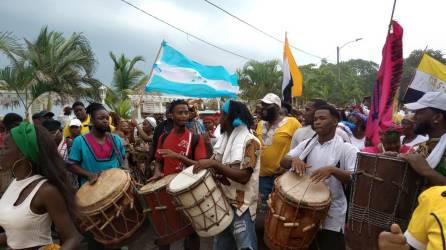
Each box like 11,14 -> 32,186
387,0 -> 397,34
137,41 -> 163,106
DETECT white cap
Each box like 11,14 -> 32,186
260,93 -> 281,107
404,92 -> 446,111
144,116 -> 157,128
69,118 -> 82,127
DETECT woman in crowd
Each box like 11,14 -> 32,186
0,122 -> 82,250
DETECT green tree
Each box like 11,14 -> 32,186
237,60 -> 282,101
109,52 -> 148,100
106,52 -> 149,119
0,27 -> 102,114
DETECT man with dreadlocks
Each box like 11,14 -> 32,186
67,103 -> 126,250
68,103 -> 125,184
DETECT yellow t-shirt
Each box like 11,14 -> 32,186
63,115 -> 115,138
405,186 -> 446,250
256,117 -> 301,176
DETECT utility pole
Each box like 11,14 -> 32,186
337,46 -> 340,82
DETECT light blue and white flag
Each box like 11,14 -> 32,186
146,41 -> 239,98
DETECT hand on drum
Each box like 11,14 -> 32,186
193,159 -> 217,173
310,166 -> 334,183
291,157 -> 311,176
398,153 -> 431,176
87,172 -> 100,184
158,149 -> 181,160
147,172 -> 164,183
378,224 -> 409,250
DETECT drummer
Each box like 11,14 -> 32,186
149,99 -> 207,250
399,92 -> 446,186
68,103 -> 125,184
281,104 -> 358,250
194,100 -> 260,250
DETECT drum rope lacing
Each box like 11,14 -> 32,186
172,169 -> 231,233
348,155 -> 422,234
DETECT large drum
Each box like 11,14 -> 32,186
167,166 -> 233,237
346,153 -> 423,250
76,168 -> 145,247
264,172 -> 331,250
138,174 -> 194,245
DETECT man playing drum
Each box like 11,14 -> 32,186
194,100 -> 260,250
149,99 -> 208,250
281,104 -> 358,250
399,92 -> 446,186
67,103 -> 126,250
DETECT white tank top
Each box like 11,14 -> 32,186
0,175 -> 53,249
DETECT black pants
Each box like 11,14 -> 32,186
309,229 -> 346,250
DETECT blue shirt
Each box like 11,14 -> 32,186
68,133 -> 125,184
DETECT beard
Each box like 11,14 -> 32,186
95,125 -> 110,133
414,122 -> 431,135
261,106 -> 277,122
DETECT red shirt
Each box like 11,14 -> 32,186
155,129 -> 207,176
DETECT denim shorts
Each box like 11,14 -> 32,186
213,207 -> 257,250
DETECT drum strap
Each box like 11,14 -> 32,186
108,133 -> 124,167
303,134 -> 318,164
159,131 -> 200,160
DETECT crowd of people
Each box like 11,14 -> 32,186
0,91 -> 445,250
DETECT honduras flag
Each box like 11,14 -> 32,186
146,41 -> 239,98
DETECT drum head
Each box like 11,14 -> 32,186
168,165 -> 207,193
278,172 -> 330,206
139,174 -> 177,194
76,168 -> 130,211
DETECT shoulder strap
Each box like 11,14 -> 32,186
108,133 -> 123,167
303,134 -> 318,164
159,131 -> 170,149
189,133 -> 200,160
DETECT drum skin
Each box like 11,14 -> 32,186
138,174 -> 193,245
168,166 -> 234,237
264,173 -> 331,250
76,168 -> 145,247
346,153 -> 423,250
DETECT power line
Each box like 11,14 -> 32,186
120,0 -> 253,61
204,0 -> 327,61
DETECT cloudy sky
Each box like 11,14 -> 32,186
1,0 -> 445,88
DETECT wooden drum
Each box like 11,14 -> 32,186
264,172 -> 331,250
346,152 -> 423,250
76,168 -> 145,247
167,165 -> 233,237
138,174 -> 194,245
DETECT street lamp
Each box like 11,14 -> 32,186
337,38 -> 363,81
99,85 -> 107,105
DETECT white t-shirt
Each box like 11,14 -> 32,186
350,136 -> 365,150
400,135 -> 428,148
287,135 -> 359,232
290,125 -> 351,149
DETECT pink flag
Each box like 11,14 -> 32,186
365,21 -> 404,145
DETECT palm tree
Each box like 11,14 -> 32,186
109,52 -> 149,100
237,60 -> 282,101
24,27 -> 102,108
106,52 -> 149,118
0,27 -> 103,114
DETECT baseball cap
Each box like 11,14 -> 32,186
69,119 -> 82,127
260,93 -> 281,107
404,92 -> 446,111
